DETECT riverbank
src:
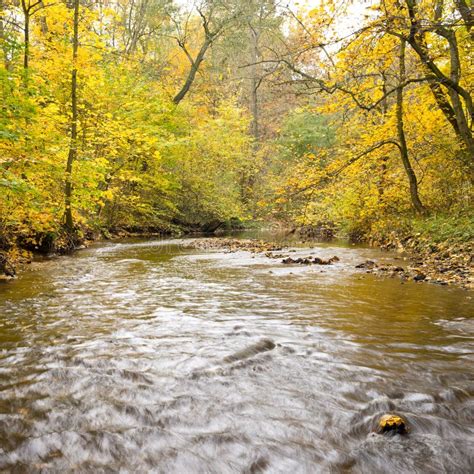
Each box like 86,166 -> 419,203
0,226 -> 177,281
379,237 -> 472,289
184,235 -> 473,289
1,224 -> 473,289
186,237 -> 474,289
366,215 -> 473,289
0,218 -> 256,280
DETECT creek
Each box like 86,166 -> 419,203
0,237 -> 473,472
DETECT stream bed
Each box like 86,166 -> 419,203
0,238 -> 473,472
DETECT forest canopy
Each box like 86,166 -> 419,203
0,0 -> 472,252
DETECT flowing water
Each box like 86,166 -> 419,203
0,238 -> 473,473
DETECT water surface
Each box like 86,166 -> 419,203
0,238 -> 473,472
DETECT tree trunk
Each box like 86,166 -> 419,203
397,39 -> 426,215
22,6 -> 30,71
377,76 -> 389,202
249,27 -> 259,141
173,37 -> 212,105
454,0 -> 473,35
64,0 -> 79,232
404,0 -> 474,160
38,1 -> 49,36
444,30 -> 474,158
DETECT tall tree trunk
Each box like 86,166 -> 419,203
377,75 -> 389,202
64,0 -> 79,232
21,0 -> 30,70
173,36 -> 212,105
443,30 -> 474,158
397,38 -> 426,215
38,1 -> 49,36
249,26 -> 259,142
21,0 -> 30,77
24,13 -> 29,69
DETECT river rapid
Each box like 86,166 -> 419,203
0,238 -> 473,473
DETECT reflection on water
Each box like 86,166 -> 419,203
0,238 -> 473,472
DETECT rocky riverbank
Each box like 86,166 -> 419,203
379,236 -> 473,290
183,237 -> 473,289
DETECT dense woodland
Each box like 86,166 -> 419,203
0,0 -> 472,259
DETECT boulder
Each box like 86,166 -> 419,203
376,414 -> 408,435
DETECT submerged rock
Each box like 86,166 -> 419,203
413,273 -> 427,282
356,260 -> 377,269
223,338 -> 276,363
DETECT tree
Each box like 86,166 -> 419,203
383,0 -> 473,161
64,0 -> 79,232
395,38 -> 425,214
259,0 -> 470,234
170,0 -> 242,104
